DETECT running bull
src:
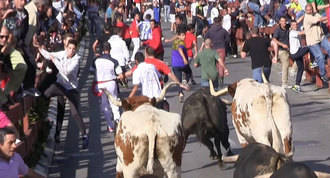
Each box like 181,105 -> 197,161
181,88 -> 233,166
209,76 -> 294,157
235,143 -> 330,178
104,82 -> 185,178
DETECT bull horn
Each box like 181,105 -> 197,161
261,68 -> 269,84
209,79 -> 228,96
220,98 -> 232,105
102,89 -> 122,106
156,82 -> 180,102
314,171 -> 330,178
254,173 -> 273,178
222,154 -> 239,163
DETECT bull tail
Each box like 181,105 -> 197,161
146,129 -> 157,174
266,89 -> 282,153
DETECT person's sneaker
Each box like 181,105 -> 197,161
291,85 -> 301,93
321,75 -> 329,82
225,148 -> 234,156
197,35 -> 203,38
82,135 -> 89,149
23,88 -> 41,97
309,62 -> 318,69
182,79 -> 188,85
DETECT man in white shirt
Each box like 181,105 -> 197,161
94,42 -> 123,133
38,39 -> 89,149
108,27 -> 130,71
222,8 -> 231,32
190,0 -> 198,27
129,52 -> 161,98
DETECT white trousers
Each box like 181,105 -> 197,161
98,81 -> 121,129
131,37 -> 141,62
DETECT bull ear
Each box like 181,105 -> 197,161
150,98 -> 157,106
228,82 -> 238,97
276,155 -> 289,170
122,99 -> 132,111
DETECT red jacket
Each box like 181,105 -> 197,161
129,20 -> 139,38
116,22 -> 131,39
143,26 -> 164,54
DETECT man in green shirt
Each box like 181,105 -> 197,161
194,38 -> 229,88
306,0 -> 329,14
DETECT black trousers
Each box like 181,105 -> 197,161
172,65 -> 192,94
44,83 -> 86,136
291,47 -> 309,85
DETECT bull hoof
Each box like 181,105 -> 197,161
209,154 -> 218,160
218,160 -> 225,168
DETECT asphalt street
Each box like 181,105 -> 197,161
47,21 -> 330,178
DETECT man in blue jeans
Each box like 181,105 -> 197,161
303,4 -> 329,82
241,28 -> 275,82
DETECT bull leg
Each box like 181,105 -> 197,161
158,157 -> 181,178
214,136 -> 222,159
116,157 -> 124,178
214,136 -> 225,168
200,137 -> 217,160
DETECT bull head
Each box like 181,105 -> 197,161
103,82 -> 180,111
210,69 -> 268,98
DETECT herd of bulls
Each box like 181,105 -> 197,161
103,76 -> 330,178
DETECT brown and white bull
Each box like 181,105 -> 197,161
209,76 -> 293,159
103,82 -> 185,178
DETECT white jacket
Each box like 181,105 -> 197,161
108,35 -> 130,67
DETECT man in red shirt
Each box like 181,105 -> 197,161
143,20 -> 164,60
126,47 -> 187,90
184,24 -> 198,84
116,16 -> 131,49
129,13 -> 140,62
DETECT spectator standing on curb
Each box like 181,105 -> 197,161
87,0 -> 100,36
289,20 -> 310,92
303,4 -> 329,82
191,0 -> 198,27
94,42 -> 123,133
196,0 -> 206,38
175,0 -> 187,24
241,28 -> 274,83
38,39 -> 89,149
195,38 -> 229,88
163,0 -> 171,23
24,0 -> 48,96
0,127 -> 44,178
105,2 -> 113,26
273,16 -> 291,88
0,25 -> 27,109
169,0 -> 176,31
